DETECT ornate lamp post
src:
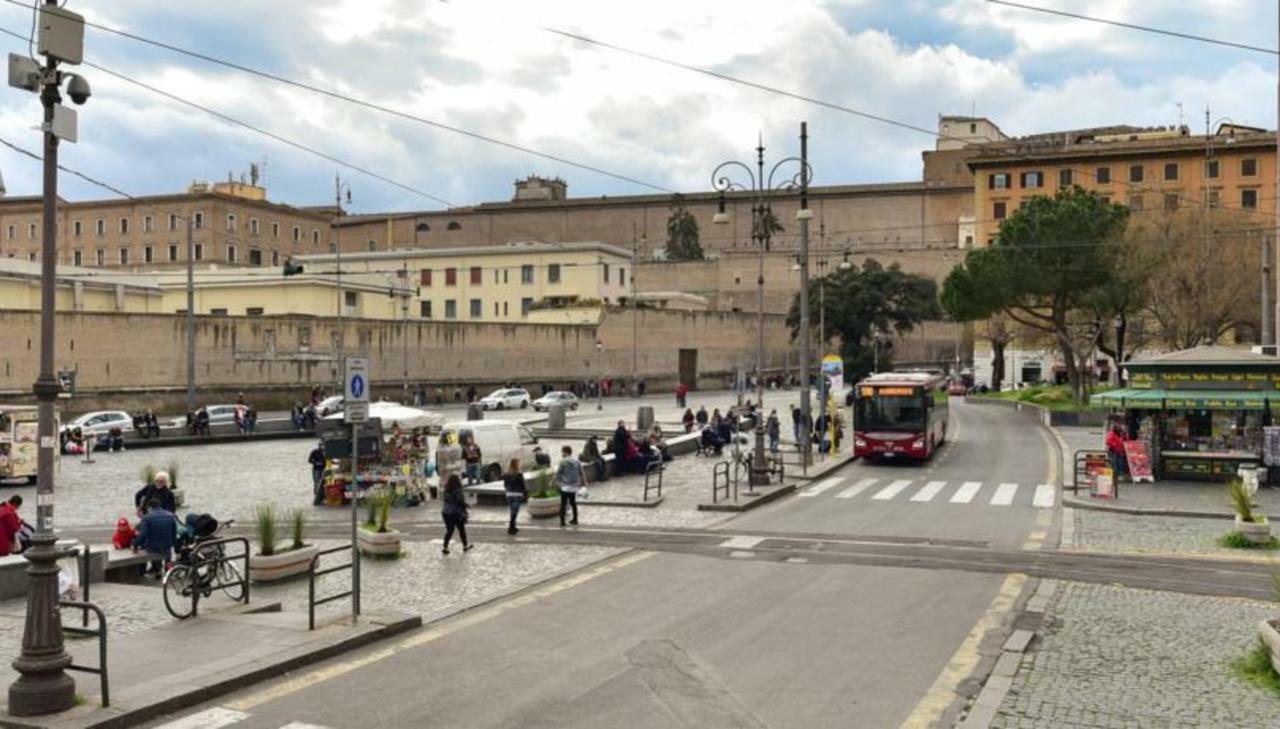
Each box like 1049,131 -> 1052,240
711,131 -> 811,485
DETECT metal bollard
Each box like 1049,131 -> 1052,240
466,403 -> 484,421
637,406 -> 655,432
548,404 -> 566,430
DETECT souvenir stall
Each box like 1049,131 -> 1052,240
319,403 -> 443,506
1092,346 -> 1280,482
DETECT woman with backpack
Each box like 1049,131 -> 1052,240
440,473 -> 472,554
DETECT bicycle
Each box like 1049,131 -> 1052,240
162,519 -> 242,620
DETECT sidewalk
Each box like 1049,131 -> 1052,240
1055,426 -> 1280,519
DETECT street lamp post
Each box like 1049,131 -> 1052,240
8,1 -> 90,715
334,176 -> 351,394
711,126 -> 811,485
595,340 -> 604,411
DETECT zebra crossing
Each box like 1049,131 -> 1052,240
149,707 -> 331,729
797,476 -> 1056,508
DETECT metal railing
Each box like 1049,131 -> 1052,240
1072,449 -> 1111,495
60,600 -> 108,707
712,461 -> 732,503
187,537 -> 251,618
308,544 -> 354,631
643,461 -> 664,501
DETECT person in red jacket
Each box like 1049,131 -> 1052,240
1105,425 -> 1128,481
0,495 -> 23,557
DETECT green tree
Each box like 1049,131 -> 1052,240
941,187 -> 1129,402
664,196 -> 704,261
788,259 -> 941,382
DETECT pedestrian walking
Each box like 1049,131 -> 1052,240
309,441 -> 327,505
462,435 -> 483,485
556,445 -> 587,526
435,432 -> 463,488
503,459 -> 527,535
440,474 -> 471,554
790,405 -> 802,444
637,379 -> 647,398
1105,425 -> 1128,481
766,410 -> 780,454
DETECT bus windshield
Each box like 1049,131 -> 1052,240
855,388 -> 927,431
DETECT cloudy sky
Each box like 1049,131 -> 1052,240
0,0 -> 1274,213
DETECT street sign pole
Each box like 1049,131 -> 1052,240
343,356 -> 369,622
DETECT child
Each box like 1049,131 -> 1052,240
112,517 -> 137,550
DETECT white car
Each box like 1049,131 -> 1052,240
478,388 -> 531,410
318,395 -> 344,416
60,410 -> 133,438
532,391 -> 579,411
438,421 -> 540,483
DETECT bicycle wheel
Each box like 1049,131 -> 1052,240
218,560 -> 245,602
162,564 -> 196,620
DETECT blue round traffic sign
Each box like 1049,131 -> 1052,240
350,374 -> 365,399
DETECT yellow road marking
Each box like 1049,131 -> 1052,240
226,550 -> 654,711
898,572 -> 1026,729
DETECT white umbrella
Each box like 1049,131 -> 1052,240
324,402 -> 443,430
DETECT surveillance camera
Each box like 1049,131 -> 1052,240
65,74 -> 90,105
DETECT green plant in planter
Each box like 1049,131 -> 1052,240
255,503 -> 278,557
360,489 -> 395,533
376,490 -> 393,533
140,463 -> 157,485
530,468 -> 558,499
1227,479 -> 1264,524
289,508 -> 307,551
166,461 -> 181,488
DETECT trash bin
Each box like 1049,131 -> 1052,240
637,406 -> 655,432
466,403 -> 484,421
548,404 -> 565,430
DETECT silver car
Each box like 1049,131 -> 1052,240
532,391 -> 579,411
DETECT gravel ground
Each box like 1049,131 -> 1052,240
993,582 -> 1280,728
1070,509 -> 1274,557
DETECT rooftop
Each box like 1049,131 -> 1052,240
968,123 -> 1276,165
1127,345 -> 1280,369
296,240 -> 634,263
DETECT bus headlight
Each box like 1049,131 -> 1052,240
912,439 -> 925,450
855,439 -> 866,448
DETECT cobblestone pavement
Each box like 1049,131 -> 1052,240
993,582 -> 1280,728
1068,509 -> 1274,558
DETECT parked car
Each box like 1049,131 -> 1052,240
532,391 -> 579,411
947,381 -> 968,397
202,404 -> 240,427
318,395 -> 344,417
60,410 -> 133,439
478,388 -> 531,410
437,420 -> 540,482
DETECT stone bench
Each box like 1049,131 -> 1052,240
0,540 -> 109,600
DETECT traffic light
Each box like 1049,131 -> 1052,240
283,259 -> 304,276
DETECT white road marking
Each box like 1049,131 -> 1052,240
151,708 -> 249,729
1033,484 -> 1056,509
729,551 -> 756,559
872,479 -> 913,500
799,476 -> 844,498
990,483 -> 1019,506
910,481 -> 948,502
279,723 -> 334,729
950,481 -> 982,504
718,535 -> 764,550
836,477 -> 878,499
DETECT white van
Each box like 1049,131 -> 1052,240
438,420 -> 540,483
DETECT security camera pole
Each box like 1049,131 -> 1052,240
7,0 -> 89,715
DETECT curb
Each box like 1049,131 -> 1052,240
697,484 -> 796,512
1059,494 -> 1279,521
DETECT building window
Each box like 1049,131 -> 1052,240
1243,158 -> 1259,177
271,251 -> 279,266
144,215 -> 154,233
119,248 -> 129,265
226,214 -> 236,232
292,226 -> 301,242
95,219 -> 105,236
1163,163 -> 1179,182
548,264 -> 561,283
1100,195 -> 1111,204
73,220 -> 82,237
194,243 -> 203,261
1164,193 -> 1179,211
27,222 -> 35,239
470,266 -> 481,285
210,308 -> 228,316
169,214 -> 178,231
421,269 -> 432,286
193,212 -> 204,229
420,301 -> 432,318
95,249 -> 104,266
603,264 -> 610,284
621,268 -> 627,287
144,245 -> 154,263
5,225 -> 12,239
1208,190 -> 1221,208
72,250 -> 81,266
249,249 -> 262,266
988,172 -> 1011,190
271,222 -> 279,239
168,244 -> 178,262
503,302 -> 509,316
1019,171 -> 1043,188
1058,169 -> 1073,187
494,302 -> 500,316
1128,194 -> 1144,211
250,218 -> 259,236
119,218 -> 129,235
445,268 -> 457,286
521,265 -> 534,284
27,252 -> 35,262
521,297 -> 533,316
367,240 -> 376,252
446,221 -> 461,231
1206,160 -> 1220,179
344,291 -> 358,309
993,201 -> 1007,220
312,230 -> 320,245
469,299 -> 482,318
246,307 -> 264,316
445,300 -> 457,319
1129,165 -> 1144,183
1243,189 -> 1259,209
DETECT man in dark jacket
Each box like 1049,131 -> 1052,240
309,442 -> 327,505
134,471 -> 177,517
133,498 -> 178,578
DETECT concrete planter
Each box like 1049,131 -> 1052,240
357,527 -> 402,556
249,544 -> 319,583
526,495 -> 560,519
1234,515 -> 1272,545
1259,619 -> 1280,676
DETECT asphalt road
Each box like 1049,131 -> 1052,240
140,399 -> 1063,729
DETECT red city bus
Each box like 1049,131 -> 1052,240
852,372 -> 949,461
